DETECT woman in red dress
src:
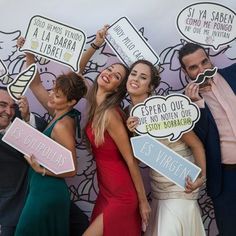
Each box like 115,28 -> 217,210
80,26 -> 151,236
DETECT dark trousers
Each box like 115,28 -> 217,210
0,226 -> 15,236
70,201 -> 89,236
212,167 -> 236,236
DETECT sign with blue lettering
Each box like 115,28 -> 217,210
131,135 -> 201,189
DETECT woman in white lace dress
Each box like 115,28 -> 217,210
126,59 -> 206,236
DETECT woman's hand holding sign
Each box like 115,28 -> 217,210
185,175 -> 206,193
126,116 -> 139,133
94,24 -> 109,47
24,154 -> 46,176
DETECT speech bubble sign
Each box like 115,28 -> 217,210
130,94 -> 200,142
7,64 -> 37,101
131,135 -> 201,189
0,59 -> 7,79
105,16 -> 160,67
176,2 -> 236,50
20,15 -> 86,71
2,118 -> 75,175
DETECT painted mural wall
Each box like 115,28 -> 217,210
1,0 -> 235,235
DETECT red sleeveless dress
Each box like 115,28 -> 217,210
85,113 -> 141,235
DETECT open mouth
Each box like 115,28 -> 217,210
100,74 -> 110,84
129,82 -> 139,89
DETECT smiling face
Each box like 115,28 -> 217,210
126,63 -> 152,100
97,64 -> 127,92
47,88 -> 72,111
0,89 -> 15,130
182,48 -> 214,81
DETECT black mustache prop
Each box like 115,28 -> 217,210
194,67 -> 218,84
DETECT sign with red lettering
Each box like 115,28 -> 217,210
177,2 -> 236,50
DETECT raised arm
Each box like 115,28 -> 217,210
17,36 -> 54,115
78,25 -> 109,74
106,108 -> 151,229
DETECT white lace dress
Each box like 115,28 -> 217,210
144,139 -> 206,236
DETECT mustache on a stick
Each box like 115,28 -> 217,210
194,67 -> 218,84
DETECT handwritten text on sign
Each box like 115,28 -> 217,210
105,17 -> 159,67
2,118 -> 75,174
177,2 -> 236,50
20,15 -> 86,71
131,135 -> 201,189
131,94 -> 200,142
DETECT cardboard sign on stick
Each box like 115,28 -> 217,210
131,94 -> 200,142
20,15 -> 86,71
7,64 -> 37,101
2,118 -> 75,174
105,17 -> 159,67
131,135 -> 201,189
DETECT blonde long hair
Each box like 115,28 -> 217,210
87,63 -> 129,146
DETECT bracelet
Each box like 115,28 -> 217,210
42,167 -> 46,176
90,42 -> 100,50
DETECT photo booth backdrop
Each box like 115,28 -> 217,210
1,0 -> 235,235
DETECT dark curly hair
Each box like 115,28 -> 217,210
129,59 -> 161,93
178,43 -> 208,70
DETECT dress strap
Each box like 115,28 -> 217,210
44,109 -> 81,138
67,109 -> 81,138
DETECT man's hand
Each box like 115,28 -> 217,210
18,96 -> 30,122
185,82 -> 202,102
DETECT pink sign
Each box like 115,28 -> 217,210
2,118 -> 75,174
